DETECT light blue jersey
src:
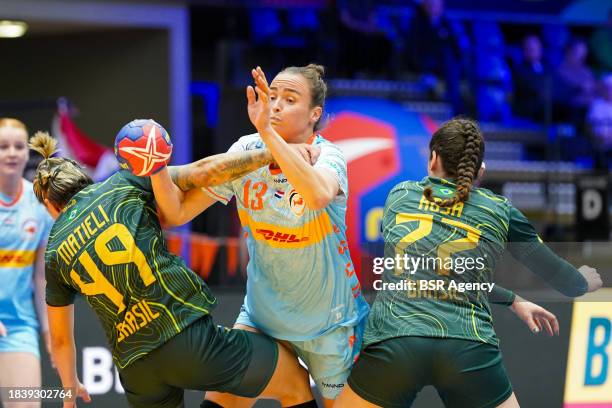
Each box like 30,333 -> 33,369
0,179 -> 53,332
205,134 -> 369,341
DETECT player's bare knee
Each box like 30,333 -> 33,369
497,392 -> 520,408
271,360 -> 311,403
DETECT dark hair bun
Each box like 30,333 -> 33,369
306,64 -> 325,78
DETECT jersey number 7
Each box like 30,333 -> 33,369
394,213 -> 481,276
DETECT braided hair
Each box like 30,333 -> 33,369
280,63 -> 327,131
29,131 -> 93,208
423,118 -> 484,207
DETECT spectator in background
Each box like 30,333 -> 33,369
554,38 -> 596,124
590,9 -> 612,73
404,0 -> 467,114
336,0 -> 392,78
513,35 -> 552,121
541,23 -> 570,69
588,74 -> 612,154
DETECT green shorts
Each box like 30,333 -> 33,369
348,336 -> 513,408
118,316 -> 278,408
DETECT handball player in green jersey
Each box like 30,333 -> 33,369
30,127 -> 320,408
336,118 -> 602,408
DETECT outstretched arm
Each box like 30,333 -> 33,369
152,149 -> 275,227
167,149 -> 274,191
507,206 -> 601,297
512,243 -> 598,296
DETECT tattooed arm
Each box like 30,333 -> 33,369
151,144 -> 318,227
167,149 -> 274,191
151,149 -> 274,227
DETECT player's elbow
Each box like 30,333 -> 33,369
158,209 -> 185,228
162,213 -> 191,228
50,332 -> 71,350
166,206 -> 204,227
161,218 -> 180,228
305,190 -> 334,210
156,199 -> 194,227
307,197 -> 330,210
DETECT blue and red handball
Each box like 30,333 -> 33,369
114,119 -> 173,177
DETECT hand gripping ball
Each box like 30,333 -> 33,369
114,119 -> 173,177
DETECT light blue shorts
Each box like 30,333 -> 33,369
236,306 -> 364,399
0,325 -> 40,358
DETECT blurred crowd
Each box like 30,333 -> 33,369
226,0 -> 612,168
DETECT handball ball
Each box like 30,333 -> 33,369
114,119 -> 173,177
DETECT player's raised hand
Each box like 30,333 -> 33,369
578,265 -> 602,293
510,296 -> 559,336
304,144 -> 321,164
247,66 -> 272,132
0,320 -> 7,337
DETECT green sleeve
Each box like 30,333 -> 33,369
507,206 -> 588,297
119,170 -> 153,193
489,285 -> 516,306
45,254 -> 76,307
507,205 -> 541,243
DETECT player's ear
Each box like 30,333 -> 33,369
310,106 -> 322,126
428,151 -> 438,174
477,161 -> 486,180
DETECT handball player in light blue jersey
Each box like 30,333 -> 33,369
205,64 -> 369,407
0,118 -> 54,407
160,65 -> 370,407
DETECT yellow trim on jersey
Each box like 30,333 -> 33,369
0,249 -> 36,267
438,178 -> 457,187
474,204 -> 509,234
237,209 -> 333,248
474,189 -> 506,203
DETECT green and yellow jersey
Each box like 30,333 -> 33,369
45,171 -> 217,368
365,176 -> 544,347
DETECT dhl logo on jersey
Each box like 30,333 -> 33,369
238,209 -> 333,249
255,229 -> 309,244
0,249 -> 36,267
564,289 -> 612,407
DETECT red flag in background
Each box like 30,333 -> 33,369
52,98 -> 118,180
